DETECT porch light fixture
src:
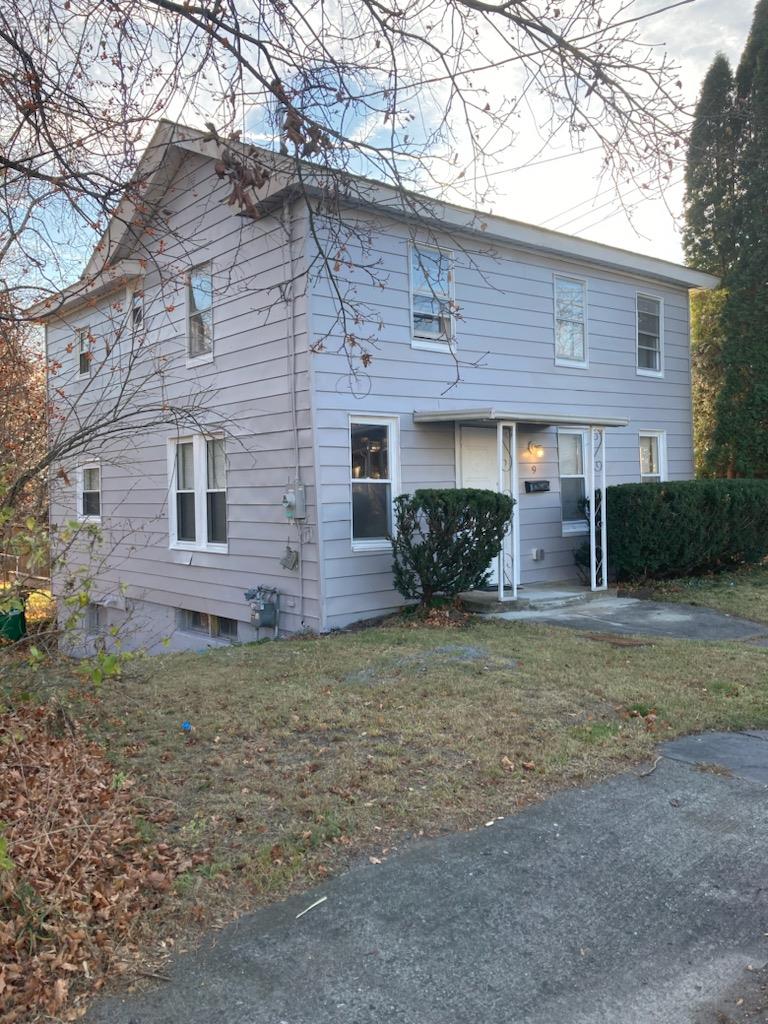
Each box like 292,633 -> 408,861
527,441 -> 545,459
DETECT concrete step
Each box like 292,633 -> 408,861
461,585 -> 616,614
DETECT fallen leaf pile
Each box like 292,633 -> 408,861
0,703 -> 192,1022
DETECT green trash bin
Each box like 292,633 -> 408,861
0,608 -> 26,641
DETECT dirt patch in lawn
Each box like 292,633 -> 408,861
4,618 -> 768,1015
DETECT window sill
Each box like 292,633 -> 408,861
555,357 -> 589,369
562,522 -> 589,536
411,337 -> 455,354
636,368 -> 664,379
170,542 -> 229,554
351,539 -> 392,553
77,516 -> 102,525
186,351 -> 215,369
177,629 -> 234,646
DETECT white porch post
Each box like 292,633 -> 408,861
510,422 -> 519,599
497,421 -> 504,602
495,421 -> 519,601
587,426 -> 608,591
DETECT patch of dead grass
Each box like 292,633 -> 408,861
4,618 -> 768,1011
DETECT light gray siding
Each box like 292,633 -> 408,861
309,211 -> 694,628
47,155 -> 319,649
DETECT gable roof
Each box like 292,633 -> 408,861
28,120 -> 718,320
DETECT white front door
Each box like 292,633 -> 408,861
459,427 -> 499,585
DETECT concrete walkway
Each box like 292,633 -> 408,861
492,594 -> 768,643
86,733 -> 768,1024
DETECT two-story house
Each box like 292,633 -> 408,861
33,122 -> 718,651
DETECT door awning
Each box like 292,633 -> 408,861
413,407 -> 629,428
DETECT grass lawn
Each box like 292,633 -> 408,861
5,615 -> 768,967
625,562 -> 768,625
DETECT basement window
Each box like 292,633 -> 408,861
177,609 -> 238,640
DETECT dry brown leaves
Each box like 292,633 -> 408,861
400,606 -> 471,629
0,703 -> 193,1022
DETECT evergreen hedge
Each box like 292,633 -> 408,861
392,488 -> 514,606
607,479 -> 768,580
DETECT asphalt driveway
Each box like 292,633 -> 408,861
86,732 -> 768,1024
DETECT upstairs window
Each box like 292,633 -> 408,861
188,265 -> 213,360
77,327 -> 92,377
411,245 -> 453,347
558,430 -> 588,533
639,431 -> 666,482
170,435 -> 227,549
350,419 -> 397,546
131,288 -> 144,330
637,294 -> 663,375
554,276 -> 587,366
78,464 -> 101,522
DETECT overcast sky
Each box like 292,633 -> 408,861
487,0 -> 754,263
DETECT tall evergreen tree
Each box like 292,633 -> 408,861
683,54 -> 737,277
710,0 -> 768,476
683,55 -> 736,474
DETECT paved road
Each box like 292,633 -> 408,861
495,595 -> 768,643
87,732 -> 768,1024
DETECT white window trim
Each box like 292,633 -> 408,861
636,292 -> 665,378
409,242 -> 456,352
77,327 -> 92,378
553,274 -> 589,369
639,429 -> 668,482
76,463 -> 102,523
349,414 -> 400,552
557,428 -> 589,535
167,435 -> 228,552
186,264 -> 215,367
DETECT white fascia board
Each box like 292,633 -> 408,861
27,259 -> 144,321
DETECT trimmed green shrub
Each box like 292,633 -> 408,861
607,479 -> 768,580
392,488 -> 515,606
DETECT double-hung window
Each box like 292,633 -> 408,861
558,430 -> 588,533
188,264 -> 213,360
350,418 -> 398,547
554,276 -> 587,366
639,431 -> 666,483
170,436 -> 227,549
78,464 -> 101,522
637,294 -> 663,375
411,245 -> 454,348
131,288 -> 144,330
77,328 -> 92,377
175,441 -> 196,542
205,439 -> 227,544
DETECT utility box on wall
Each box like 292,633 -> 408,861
282,479 -> 306,520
